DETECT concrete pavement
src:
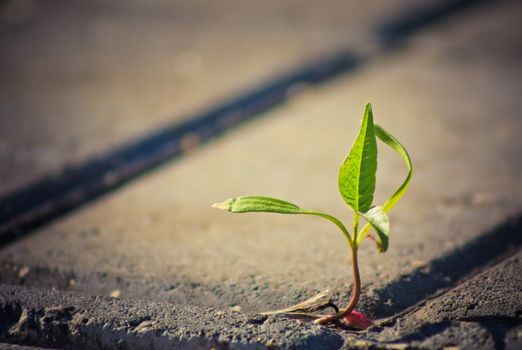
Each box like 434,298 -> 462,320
0,0 -> 521,348
1,250 -> 520,349
0,0 -> 434,197
1,0 -> 453,244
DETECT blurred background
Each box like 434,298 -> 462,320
0,0 -> 441,198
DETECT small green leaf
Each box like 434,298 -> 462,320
212,196 -> 303,214
212,196 -> 353,244
356,124 -> 413,250
339,102 -> 378,213
374,124 -> 413,213
360,206 -> 389,253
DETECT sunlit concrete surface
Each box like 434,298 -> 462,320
0,0 -> 435,196
1,0 -> 521,348
1,0 -> 520,317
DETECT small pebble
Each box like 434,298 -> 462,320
18,266 -> 30,278
229,305 -> 241,312
110,290 -> 121,298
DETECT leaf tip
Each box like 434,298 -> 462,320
364,101 -> 374,121
377,242 -> 388,253
211,199 -> 233,211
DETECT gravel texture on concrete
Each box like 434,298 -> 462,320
1,251 -> 520,349
0,284 -> 344,350
0,343 -> 55,350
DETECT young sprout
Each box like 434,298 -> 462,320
212,102 -> 412,327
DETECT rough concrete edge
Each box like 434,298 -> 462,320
1,246 -> 521,350
0,213 -> 519,350
350,251 -> 522,349
0,342 -> 59,350
0,284 -> 344,350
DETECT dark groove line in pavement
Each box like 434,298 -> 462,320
0,0 -> 493,245
376,0 -> 489,46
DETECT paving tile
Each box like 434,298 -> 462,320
0,0 -> 432,197
0,249 -> 520,349
1,0 -> 521,318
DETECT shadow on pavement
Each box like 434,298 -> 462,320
367,213 -> 522,318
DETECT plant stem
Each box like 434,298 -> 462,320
314,244 -> 361,325
353,212 -> 359,241
303,210 -> 352,244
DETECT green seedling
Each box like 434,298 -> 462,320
212,102 -> 412,326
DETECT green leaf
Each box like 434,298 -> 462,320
212,196 -> 353,244
360,206 -> 390,253
338,102 -> 378,213
212,196 -> 303,214
374,124 -> 413,212
356,124 -> 413,251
